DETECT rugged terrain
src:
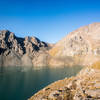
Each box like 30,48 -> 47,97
49,23 -> 100,66
0,23 -> 100,67
0,30 -> 51,67
28,22 -> 100,99
29,61 -> 100,100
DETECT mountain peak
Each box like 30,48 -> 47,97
49,23 -> 100,66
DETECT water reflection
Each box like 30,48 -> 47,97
0,66 -> 82,100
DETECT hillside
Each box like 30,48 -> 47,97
49,23 -> 100,66
0,23 -> 100,67
29,61 -> 100,100
0,30 -> 51,67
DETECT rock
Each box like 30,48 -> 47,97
21,53 -> 33,67
32,51 -> 49,67
3,51 -> 22,67
1,23 -> 100,67
48,90 -> 60,99
49,23 -> 100,66
0,54 -> 3,66
85,90 -> 100,98
28,61 -> 100,100
0,30 -> 51,67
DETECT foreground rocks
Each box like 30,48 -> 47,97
29,62 -> 100,100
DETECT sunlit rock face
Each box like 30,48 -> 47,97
0,30 -> 51,67
49,23 -> 100,66
49,23 -> 100,57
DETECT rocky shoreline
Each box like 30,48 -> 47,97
29,62 -> 100,100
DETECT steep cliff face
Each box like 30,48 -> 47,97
49,23 -> 100,66
0,23 -> 100,67
29,61 -> 100,100
0,30 -> 51,67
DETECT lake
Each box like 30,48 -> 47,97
0,66 -> 82,100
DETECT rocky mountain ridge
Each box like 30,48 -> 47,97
0,30 -> 51,67
49,22 -> 100,66
50,22 -> 100,57
0,23 -> 100,67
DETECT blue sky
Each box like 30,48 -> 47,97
0,0 -> 100,43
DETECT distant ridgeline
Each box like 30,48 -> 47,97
0,30 -> 51,67
0,23 -> 100,67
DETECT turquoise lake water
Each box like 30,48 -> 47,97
0,66 -> 82,100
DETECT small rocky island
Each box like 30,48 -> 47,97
0,23 -> 100,67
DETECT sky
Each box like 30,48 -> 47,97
0,0 -> 100,43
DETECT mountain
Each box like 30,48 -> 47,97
29,61 -> 100,100
49,23 -> 100,66
0,30 -> 51,67
28,22 -> 100,100
0,23 -> 100,67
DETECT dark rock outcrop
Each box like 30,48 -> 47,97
0,30 -> 51,67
